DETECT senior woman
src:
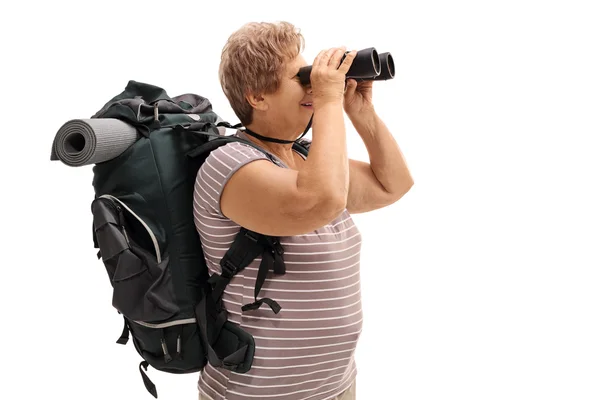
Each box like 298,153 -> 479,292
193,21 -> 413,400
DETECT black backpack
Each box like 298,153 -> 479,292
88,80 -> 309,397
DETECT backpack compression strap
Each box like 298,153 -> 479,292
196,228 -> 285,373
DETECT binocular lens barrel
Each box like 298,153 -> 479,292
373,52 -> 395,81
296,47 -> 395,86
345,47 -> 381,79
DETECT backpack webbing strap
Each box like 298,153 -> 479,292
241,235 -> 285,313
195,228 -> 285,373
116,316 -> 129,345
139,361 -> 158,398
210,228 -> 285,314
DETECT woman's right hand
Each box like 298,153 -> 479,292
310,47 -> 357,107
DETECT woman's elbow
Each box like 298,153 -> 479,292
316,191 -> 348,221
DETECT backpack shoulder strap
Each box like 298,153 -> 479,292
196,227 -> 285,373
189,132 -> 288,373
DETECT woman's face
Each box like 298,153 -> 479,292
261,53 -> 314,135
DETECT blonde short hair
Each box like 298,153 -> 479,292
219,21 -> 305,125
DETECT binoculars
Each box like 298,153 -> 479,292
296,47 -> 395,86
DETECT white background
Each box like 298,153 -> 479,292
1,0 -> 599,399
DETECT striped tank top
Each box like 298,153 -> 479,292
192,131 -> 363,400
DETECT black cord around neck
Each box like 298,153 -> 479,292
243,115 -> 313,144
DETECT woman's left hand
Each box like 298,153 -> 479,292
343,79 -> 375,119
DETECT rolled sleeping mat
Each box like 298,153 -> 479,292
50,119 -> 140,167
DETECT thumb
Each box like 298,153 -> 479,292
344,78 -> 358,98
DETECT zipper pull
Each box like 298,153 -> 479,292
160,338 -> 172,363
176,334 -> 182,359
115,205 -> 130,246
115,204 -> 124,223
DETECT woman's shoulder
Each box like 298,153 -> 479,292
193,133 -> 276,216
201,135 -> 273,173
215,134 -> 270,161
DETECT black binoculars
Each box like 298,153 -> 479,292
296,47 -> 395,86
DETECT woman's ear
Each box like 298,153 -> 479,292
245,92 -> 269,112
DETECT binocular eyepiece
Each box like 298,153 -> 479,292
296,47 -> 395,86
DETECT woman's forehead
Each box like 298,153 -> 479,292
287,54 -> 308,73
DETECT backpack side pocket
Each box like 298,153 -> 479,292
128,318 -> 205,373
92,194 -> 178,322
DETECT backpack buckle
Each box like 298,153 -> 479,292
243,230 -> 259,242
220,259 -> 238,279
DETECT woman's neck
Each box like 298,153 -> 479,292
241,122 -> 297,157
237,129 -> 302,170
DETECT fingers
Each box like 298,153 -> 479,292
337,50 -> 357,74
314,47 -> 336,67
328,47 -> 347,68
314,47 -> 349,68
313,50 -> 325,67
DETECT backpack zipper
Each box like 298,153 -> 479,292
131,318 -> 196,329
135,319 -> 193,363
98,194 -> 162,263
